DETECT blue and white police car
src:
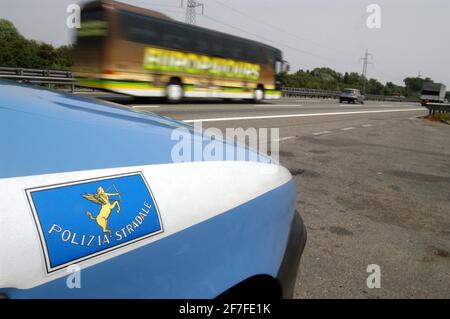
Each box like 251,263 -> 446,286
0,80 -> 306,299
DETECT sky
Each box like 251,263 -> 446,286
1,0 -> 450,86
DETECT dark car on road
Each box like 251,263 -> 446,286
340,88 -> 364,104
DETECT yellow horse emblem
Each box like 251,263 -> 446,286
82,186 -> 121,237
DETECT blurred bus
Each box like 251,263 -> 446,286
73,0 -> 289,102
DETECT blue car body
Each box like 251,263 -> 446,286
0,80 -> 306,299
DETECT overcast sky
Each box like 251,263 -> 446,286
1,0 -> 449,86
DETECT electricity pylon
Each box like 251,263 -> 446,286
360,49 -> 373,95
181,0 -> 204,25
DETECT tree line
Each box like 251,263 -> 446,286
280,67 -> 437,98
0,19 -> 73,70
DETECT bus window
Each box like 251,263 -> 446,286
192,31 -> 210,55
81,9 -> 105,25
161,33 -> 187,50
161,22 -> 191,51
244,43 -> 263,64
210,34 -> 225,58
224,39 -> 246,60
77,9 -> 108,43
264,47 -> 282,67
120,11 -> 163,46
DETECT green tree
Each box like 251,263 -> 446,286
281,66 -> 437,98
0,19 -> 73,70
366,78 -> 384,95
0,19 -> 24,67
404,77 -> 433,94
0,19 -> 21,40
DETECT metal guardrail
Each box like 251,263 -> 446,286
281,86 -> 340,98
0,67 -> 74,89
282,86 -> 418,102
0,67 -> 419,102
425,103 -> 450,116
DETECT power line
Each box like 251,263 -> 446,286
125,0 -> 182,9
122,0 -> 356,66
201,14 -> 337,63
199,10 -> 360,67
122,1 -> 194,21
131,0 -> 354,64
209,0 -> 354,56
123,0 -> 186,17
124,1 -> 331,61
121,0 -> 360,72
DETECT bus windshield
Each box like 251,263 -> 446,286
77,9 -> 108,42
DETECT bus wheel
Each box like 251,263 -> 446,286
166,81 -> 184,103
253,87 -> 264,103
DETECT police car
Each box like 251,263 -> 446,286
0,80 -> 306,299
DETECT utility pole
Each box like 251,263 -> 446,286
360,49 -> 373,95
181,0 -> 204,25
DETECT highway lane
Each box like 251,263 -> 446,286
80,93 -> 427,140
77,93 -> 429,147
125,99 -> 424,123
113,98 -> 428,140
78,92 -> 424,120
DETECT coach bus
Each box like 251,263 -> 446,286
73,0 -> 289,102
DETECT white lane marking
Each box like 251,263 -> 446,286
273,136 -> 297,142
380,104 -> 394,107
362,124 -> 374,127
254,104 -> 303,107
313,131 -> 332,136
341,127 -> 355,131
338,104 -> 370,107
294,99 -> 333,103
183,108 -> 425,123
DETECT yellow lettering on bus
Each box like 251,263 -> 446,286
143,47 -> 260,81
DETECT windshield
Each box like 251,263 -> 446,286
76,8 -> 108,43
421,90 -> 439,95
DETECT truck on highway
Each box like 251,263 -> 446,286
420,83 -> 447,106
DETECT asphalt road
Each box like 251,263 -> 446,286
91,95 -> 450,298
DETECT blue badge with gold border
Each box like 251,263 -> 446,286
26,172 -> 163,273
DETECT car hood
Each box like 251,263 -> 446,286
0,80 -> 275,179
0,81 -> 295,295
